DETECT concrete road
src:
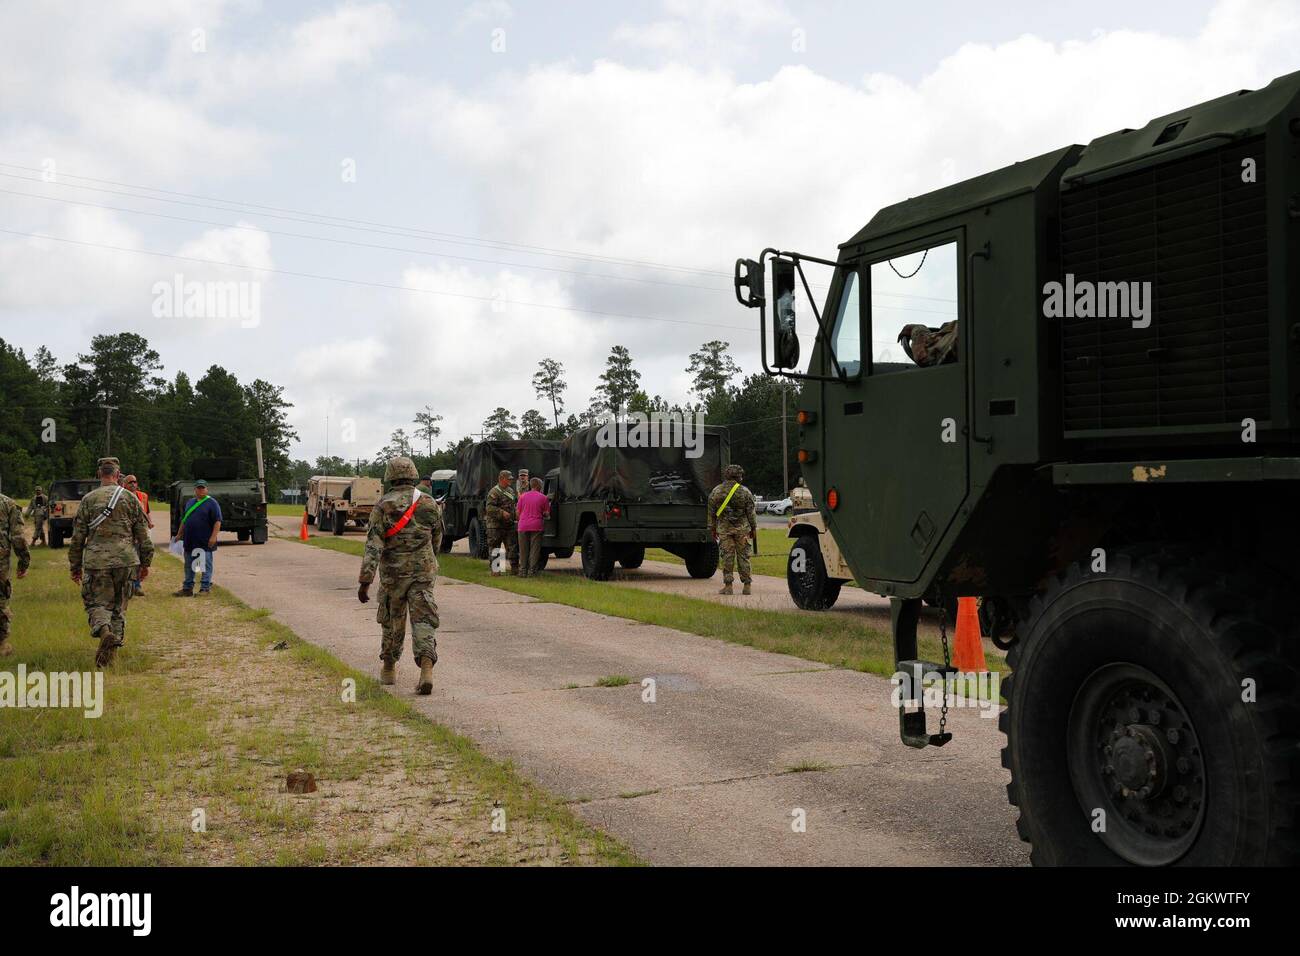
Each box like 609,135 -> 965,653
213,520 -> 1025,865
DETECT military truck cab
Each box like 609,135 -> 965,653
737,74 -> 1300,866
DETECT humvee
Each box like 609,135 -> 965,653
736,74 -> 1300,865
306,475 -> 382,534
46,478 -> 98,548
169,458 -> 267,544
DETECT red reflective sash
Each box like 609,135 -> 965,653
384,488 -> 423,539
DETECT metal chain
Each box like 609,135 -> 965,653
938,607 -> 951,737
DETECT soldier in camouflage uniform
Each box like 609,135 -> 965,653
358,456 -> 444,694
0,491 -> 32,657
68,458 -> 154,668
898,321 -> 958,367
707,463 -> 758,595
484,469 -> 519,576
25,486 -> 48,546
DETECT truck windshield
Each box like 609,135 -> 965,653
829,269 -> 861,376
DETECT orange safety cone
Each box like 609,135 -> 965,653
952,597 -> 988,672
299,510 -> 309,541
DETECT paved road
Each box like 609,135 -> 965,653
199,520 -> 1025,865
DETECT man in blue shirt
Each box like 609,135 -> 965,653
172,479 -> 222,596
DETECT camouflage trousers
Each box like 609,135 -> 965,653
82,566 -> 135,646
486,523 -> 518,571
377,574 -> 439,665
718,529 -> 753,585
30,516 -> 46,544
0,571 -> 11,640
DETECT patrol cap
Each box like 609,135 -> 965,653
498,469 -> 513,479
97,456 -> 120,468
195,478 -> 208,487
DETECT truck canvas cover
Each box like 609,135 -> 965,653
454,440 -> 563,498
559,424 -> 729,504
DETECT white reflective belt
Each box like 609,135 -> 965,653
87,485 -> 126,532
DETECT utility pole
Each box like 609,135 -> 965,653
99,404 -> 119,456
781,387 -> 789,495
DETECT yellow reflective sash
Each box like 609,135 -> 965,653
715,482 -> 740,518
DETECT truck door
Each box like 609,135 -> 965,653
826,235 -> 969,586
542,473 -> 559,542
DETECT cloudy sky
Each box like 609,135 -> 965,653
2,0 -> 1296,461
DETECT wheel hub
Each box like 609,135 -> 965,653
1068,663 -> 1206,866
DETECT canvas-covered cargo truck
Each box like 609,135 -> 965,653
536,423 -> 728,580
169,457 -> 267,544
441,440 -> 563,557
46,478 -> 99,548
736,74 -> 1300,865
306,475 -> 383,534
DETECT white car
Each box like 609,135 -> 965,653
766,497 -> 793,516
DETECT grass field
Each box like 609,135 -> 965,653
0,547 -> 636,866
302,535 -> 987,678
645,528 -> 790,578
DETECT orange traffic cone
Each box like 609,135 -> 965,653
299,511 -> 309,541
952,597 -> 988,672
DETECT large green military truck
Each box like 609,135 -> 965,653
736,74 -> 1300,866
535,423 -> 726,579
169,457 -> 268,544
441,440 -> 563,558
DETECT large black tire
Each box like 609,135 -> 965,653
684,541 -> 719,579
580,525 -> 615,580
332,511 -> 346,535
1001,548 -> 1300,866
787,532 -> 843,610
619,545 -> 645,569
439,532 -> 453,553
49,529 -> 64,549
467,517 -> 488,560
317,509 -> 333,533
252,525 -> 268,545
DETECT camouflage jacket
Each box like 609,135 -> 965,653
0,494 -> 31,576
25,494 -> 48,519
899,321 -> 958,367
359,484 -> 443,585
68,483 -> 153,572
485,484 -> 517,526
708,481 -> 757,535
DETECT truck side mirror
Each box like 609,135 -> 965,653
734,258 -> 764,308
772,258 -> 800,369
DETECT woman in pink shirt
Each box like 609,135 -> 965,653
515,477 -> 551,577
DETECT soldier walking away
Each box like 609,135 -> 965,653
485,469 -> 519,576
0,491 -> 31,657
24,486 -> 48,546
68,458 -> 154,668
708,463 -> 758,595
358,457 -> 444,694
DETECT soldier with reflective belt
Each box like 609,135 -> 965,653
68,458 -> 154,668
708,463 -> 758,595
358,456 -> 444,695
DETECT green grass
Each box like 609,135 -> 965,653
594,675 -> 632,688
645,528 -> 790,578
0,547 -> 637,866
301,535 -> 991,679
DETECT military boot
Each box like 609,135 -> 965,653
0,635 -> 13,657
94,626 -> 118,669
380,661 -> 396,685
742,582 -> 752,595
416,658 -> 434,695
719,582 -> 733,595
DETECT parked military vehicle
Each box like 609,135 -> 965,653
441,440 -> 563,558
785,485 -> 853,610
428,469 -> 456,498
169,457 -> 267,544
46,478 -> 98,548
306,475 -> 382,534
736,74 -> 1300,865
535,424 -> 727,579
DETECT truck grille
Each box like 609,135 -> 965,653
1059,137 -> 1269,433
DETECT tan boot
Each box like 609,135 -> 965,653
742,582 -> 752,595
719,582 -> 733,595
380,661 -> 396,685
94,626 -> 118,669
416,658 -> 434,695
0,636 -> 13,657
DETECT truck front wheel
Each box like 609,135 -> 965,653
684,542 -> 719,579
580,525 -> 615,580
1001,549 -> 1299,866
787,532 -> 842,610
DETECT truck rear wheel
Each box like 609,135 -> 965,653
252,525 -> 268,545
787,532 -> 842,610
684,542 -> 719,579
580,525 -> 615,580
619,546 -> 645,569
1001,549 -> 1300,866
317,509 -> 332,533
467,517 -> 488,560
306,512 -> 315,526
49,529 -> 64,549
333,511 -> 346,535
